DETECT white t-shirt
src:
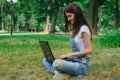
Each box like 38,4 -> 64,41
74,25 -> 91,51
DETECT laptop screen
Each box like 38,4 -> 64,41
39,40 -> 55,63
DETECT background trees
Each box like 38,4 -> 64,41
0,0 -> 5,31
0,0 -> 119,34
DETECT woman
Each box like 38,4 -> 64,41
43,3 -> 92,79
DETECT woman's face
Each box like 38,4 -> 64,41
65,12 -> 75,24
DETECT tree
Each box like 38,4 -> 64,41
4,15 -> 11,32
88,0 -> 107,34
49,0 -> 59,33
2,0 -> 118,34
17,13 -> 26,32
114,0 -> 119,29
28,14 -> 38,29
88,0 -> 99,34
97,5 -> 104,32
0,0 -> 5,31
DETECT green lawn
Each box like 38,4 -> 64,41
0,34 -> 120,80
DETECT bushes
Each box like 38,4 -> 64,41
93,29 -> 120,48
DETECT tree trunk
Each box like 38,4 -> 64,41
114,0 -> 118,29
49,14 -> 57,33
49,9 -> 58,33
88,0 -> 99,34
44,15 -> 50,33
49,0 -> 59,33
97,6 -> 104,32
1,0 -> 4,31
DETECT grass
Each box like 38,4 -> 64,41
0,34 -> 120,80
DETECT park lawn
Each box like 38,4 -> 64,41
0,34 -> 120,80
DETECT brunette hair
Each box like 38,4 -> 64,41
64,3 -> 92,38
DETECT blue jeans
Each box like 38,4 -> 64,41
43,58 -> 54,73
43,58 -> 89,77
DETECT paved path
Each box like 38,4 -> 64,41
0,32 -> 48,36
0,32 -> 71,36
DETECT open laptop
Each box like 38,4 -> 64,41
39,40 -> 55,63
39,40 -> 75,64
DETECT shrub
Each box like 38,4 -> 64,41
94,29 -> 120,48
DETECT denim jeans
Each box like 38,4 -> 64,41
43,57 -> 89,77
43,58 -> 54,73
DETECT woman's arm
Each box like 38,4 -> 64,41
72,32 -> 92,56
59,32 -> 92,59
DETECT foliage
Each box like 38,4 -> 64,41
28,14 -> 38,28
74,0 -> 89,13
98,0 -> 120,30
94,29 -> 120,48
0,0 -> 120,32
4,15 -> 11,30
17,13 -> 26,27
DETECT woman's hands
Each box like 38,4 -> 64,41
59,53 -> 73,59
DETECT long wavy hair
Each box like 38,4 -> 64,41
64,3 -> 92,38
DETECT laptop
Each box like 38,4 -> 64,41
39,40 -> 55,63
39,40 -> 75,64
